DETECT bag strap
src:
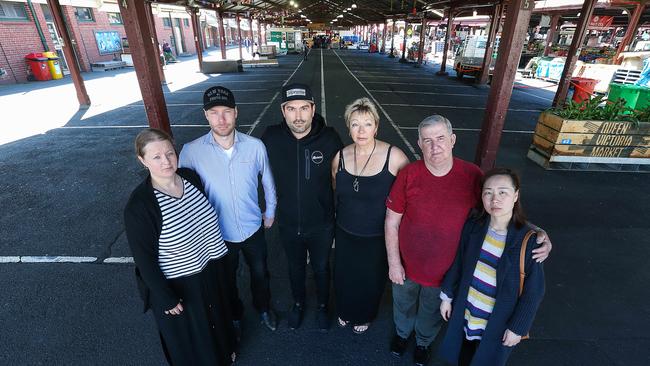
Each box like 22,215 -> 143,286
519,230 -> 535,296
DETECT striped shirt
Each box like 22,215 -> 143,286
464,227 -> 506,340
155,178 -> 228,279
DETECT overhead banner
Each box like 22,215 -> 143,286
589,15 -> 614,30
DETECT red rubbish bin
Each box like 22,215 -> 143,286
25,52 -> 52,81
571,77 -> 598,103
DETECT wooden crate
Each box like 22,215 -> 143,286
528,112 -> 650,170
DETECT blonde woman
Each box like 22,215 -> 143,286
331,98 -> 410,334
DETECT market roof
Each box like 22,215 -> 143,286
153,0 -> 503,25
150,1 -> 650,27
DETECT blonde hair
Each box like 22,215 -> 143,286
134,128 -> 174,158
343,97 -> 380,129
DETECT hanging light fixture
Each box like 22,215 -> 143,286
351,3 -> 357,9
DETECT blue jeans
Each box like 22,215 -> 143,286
392,278 -> 443,347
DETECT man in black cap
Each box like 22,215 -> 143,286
179,86 -> 278,333
261,83 -> 343,331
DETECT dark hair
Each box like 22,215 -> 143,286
476,167 -> 527,228
134,128 -> 174,158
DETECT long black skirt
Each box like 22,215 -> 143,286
152,258 -> 236,366
334,226 -> 388,325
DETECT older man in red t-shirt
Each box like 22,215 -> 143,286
385,115 -> 551,366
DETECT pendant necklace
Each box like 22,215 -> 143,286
353,140 -> 376,192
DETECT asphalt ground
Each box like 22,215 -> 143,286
1,48 -> 649,366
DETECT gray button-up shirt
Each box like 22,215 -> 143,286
179,130 -> 276,243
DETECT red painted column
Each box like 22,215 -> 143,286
236,13 -> 243,60
381,20 -> 388,53
389,19 -> 396,57
474,0 -> 534,170
615,3 -> 645,64
190,9 -> 203,71
145,2 -> 165,83
416,13 -> 427,65
477,3 -> 502,85
217,11 -> 227,60
552,0 -> 598,107
47,0 -> 90,107
118,0 -> 171,134
543,14 -> 561,56
436,8 -> 454,75
400,20 -> 408,61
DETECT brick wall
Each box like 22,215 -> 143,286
154,15 -> 198,56
62,6 -> 126,72
0,3 -> 52,85
0,4 -> 198,85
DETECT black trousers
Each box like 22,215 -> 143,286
279,225 -> 333,306
459,338 -> 480,366
225,227 -> 271,319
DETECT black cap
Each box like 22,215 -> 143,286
281,83 -> 314,105
203,86 -> 236,110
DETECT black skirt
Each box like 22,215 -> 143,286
152,258 -> 236,366
334,225 -> 389,325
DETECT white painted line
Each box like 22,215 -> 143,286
358,76 -> 441,80
0,256 -> 20,263
398,126 -> 534,134
369,90 -> 484,97
103,257 -> 135,264
193,80 -> 287,83
363,81 -> 472,88
332,50 -> 420,160
165,89 -> 269,94
59,124 -> 250,129
247,57 -> 306,134
20,256 -> 97,263
61,125 -> 199,129
128,102 -> 269,107
382,103 -> 541,112
321,48 -> 327,122
514,88 -> 554,102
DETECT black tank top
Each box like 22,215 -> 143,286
335,145 -> 396,237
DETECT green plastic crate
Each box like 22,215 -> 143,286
607,83 -> 650,109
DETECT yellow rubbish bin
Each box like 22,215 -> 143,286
43,51 -> 63,80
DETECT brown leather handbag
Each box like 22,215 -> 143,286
518,230 -> 536,340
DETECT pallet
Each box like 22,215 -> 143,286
528,112 -> 650,171
91,61 -> 126,72
527,146 -> 650,172
612,68 -> 641,85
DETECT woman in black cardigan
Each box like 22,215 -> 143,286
124,128 -> 236,365
438,168 -> 545,366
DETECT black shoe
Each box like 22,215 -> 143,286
287,302 -> 304,330
317,304 -> 329,332
390,334 -> 408,357
413,345 -> 430,366
260,310 -> 277,331
232,320 -> 241,343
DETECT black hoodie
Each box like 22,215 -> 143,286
261,113 -> 343,235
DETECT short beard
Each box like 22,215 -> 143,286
288,120 -> 309,134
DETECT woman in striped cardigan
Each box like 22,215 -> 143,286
438,168 -> 545,366
124,128 -> 236,365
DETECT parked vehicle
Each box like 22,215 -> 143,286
453,35 -> 499,79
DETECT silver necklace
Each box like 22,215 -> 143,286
353,140 -> 376,192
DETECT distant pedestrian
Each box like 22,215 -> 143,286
124,128 -> 236,366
